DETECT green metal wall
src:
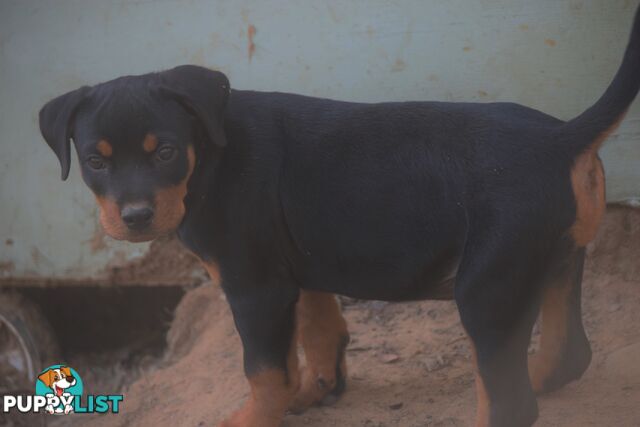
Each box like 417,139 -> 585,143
0,0 -> 638,281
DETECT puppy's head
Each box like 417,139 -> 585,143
39,65 -> 229,242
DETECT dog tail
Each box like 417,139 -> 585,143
561,5 -> 640,154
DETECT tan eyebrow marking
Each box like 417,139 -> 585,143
143,133 -> 158,152
96,140 -> 113,157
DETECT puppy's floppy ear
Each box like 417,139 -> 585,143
157,65 -> 230,147
38,369 -> 54,388
60,366 -> 73,377
39,86 -> 90,180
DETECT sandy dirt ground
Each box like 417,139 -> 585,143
64,206 -> 639,427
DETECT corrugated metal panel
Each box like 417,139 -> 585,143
1,0 -> 638,281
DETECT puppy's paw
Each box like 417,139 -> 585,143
216,405 -> 281,427
288,365 -> 344,414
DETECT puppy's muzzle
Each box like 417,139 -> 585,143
121,204 -> 154,231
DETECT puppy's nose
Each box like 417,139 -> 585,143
121,205 -> 154,230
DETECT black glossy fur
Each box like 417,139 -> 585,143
39,7 -> 640,426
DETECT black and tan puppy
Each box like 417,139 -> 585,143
39,7 -> 640,427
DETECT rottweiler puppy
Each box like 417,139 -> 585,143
38,7 -> 640,427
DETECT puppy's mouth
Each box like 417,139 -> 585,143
98,221 -> 180,243
122,232 -> 158,243
100,217 -> 183,242
105,227 -> 165,243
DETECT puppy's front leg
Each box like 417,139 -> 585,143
218,285 -> 300,427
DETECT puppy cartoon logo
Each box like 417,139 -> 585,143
35,365 -> 83,415
2,364 -> 121,415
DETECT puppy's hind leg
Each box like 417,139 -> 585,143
529,248 -> 591,394
289,290 -> 349,414
455,229 -> 541,427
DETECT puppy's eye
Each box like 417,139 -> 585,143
156,146 -> 176,162
86,155 -> 106,170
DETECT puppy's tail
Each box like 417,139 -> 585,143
561,5 -> 640,154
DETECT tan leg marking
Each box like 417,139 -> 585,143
289,290 -> 349,413
218,336 -> 299,427
528,280 -> 571,393
470,345 -> 490,427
